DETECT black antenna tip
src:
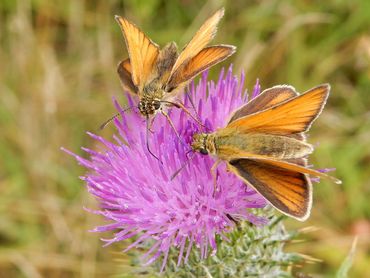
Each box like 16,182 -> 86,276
99,122 -> 108,130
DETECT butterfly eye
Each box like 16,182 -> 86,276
153,101 -> 161,110
200,149 -> 208,155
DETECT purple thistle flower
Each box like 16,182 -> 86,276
63,66 -> 267,270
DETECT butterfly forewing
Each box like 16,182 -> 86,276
115,15 -> 160,90
169,8 -> 225,79
229,158 -> 312,221
228,85 -> 298,123
166,45 -> 236,92
227,84 -> 330,134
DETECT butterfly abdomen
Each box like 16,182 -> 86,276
216,133 -> 313,159
156,42 -> 178,84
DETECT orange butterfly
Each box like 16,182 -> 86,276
114,8 -> 235,123
191,84 -> 341,221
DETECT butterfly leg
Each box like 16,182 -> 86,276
174,101 -> 205,128
185,87 -> 201,122
170,151 -> 195,180
161,110 -> 186,146
146,116 -> 162,164
148,116 -> 155,134
211,159 -> 222,194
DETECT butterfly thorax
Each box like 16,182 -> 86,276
191,133 -> 216,155
215,133 -> 313,160
136,42 -> 178,117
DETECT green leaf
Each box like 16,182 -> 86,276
336,237 -> 358,278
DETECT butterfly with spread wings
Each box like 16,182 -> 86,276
113,8 -> 235,126
190,84 -> 341,221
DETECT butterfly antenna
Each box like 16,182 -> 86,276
160,100 -> 205,129
146,116 -> 163,164
185,88 -> 204,129
170,150 -> 194,180
161,111 -> 186,146
99,106 -> 133,130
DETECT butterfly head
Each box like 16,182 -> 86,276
138,98 -> 161,116
191,133 -> 212,155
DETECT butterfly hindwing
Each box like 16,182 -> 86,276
228,154 -> 341,184
117,58 -> 138,95
229,158 -> 312,221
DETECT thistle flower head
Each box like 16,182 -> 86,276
65,67 -> 267,270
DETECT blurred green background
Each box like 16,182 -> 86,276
1,0 -> 369,277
